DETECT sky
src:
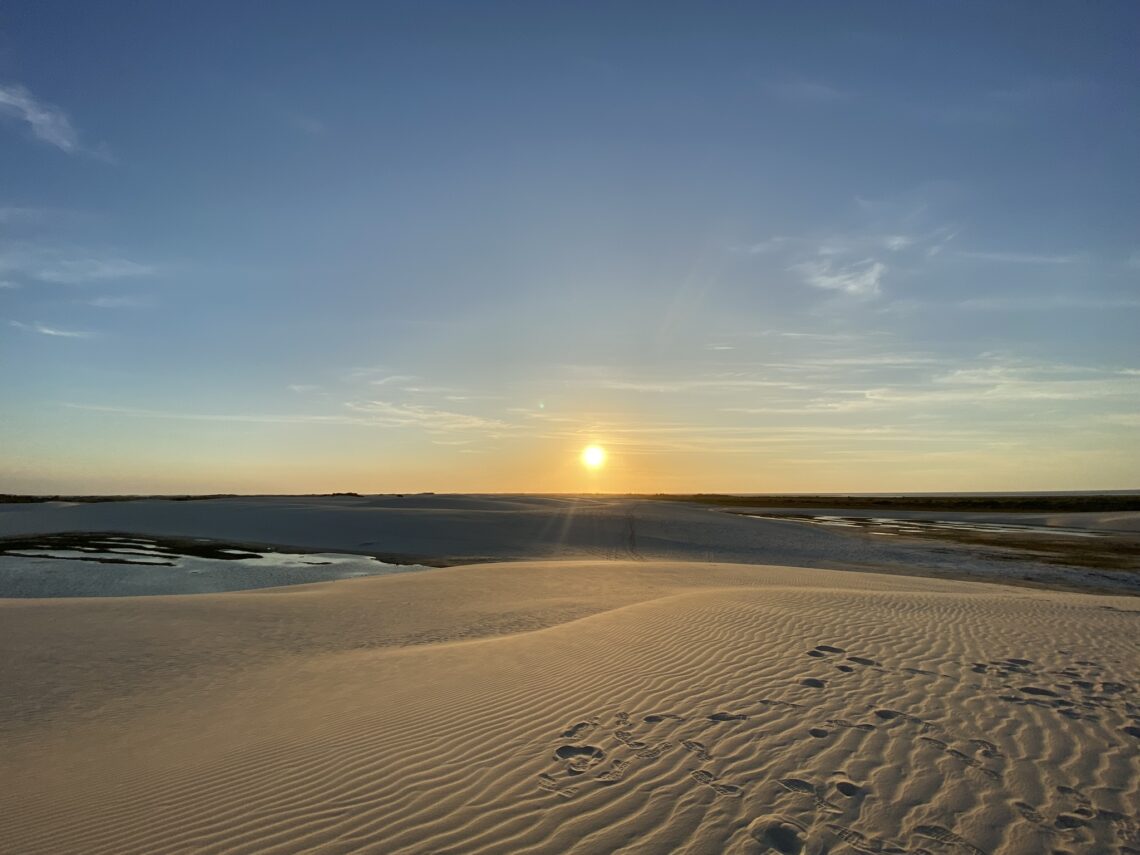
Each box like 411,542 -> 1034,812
1,1 -> 1138,494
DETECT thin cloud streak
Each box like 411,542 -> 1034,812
11,320 -> 96,338
0,83 -> 80,152
0,246 -> 156,284
344,400 -> 514,433
791,258 -> 885,296
63,403 -> 366,425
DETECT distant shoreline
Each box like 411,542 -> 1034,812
646,493 -> 1140,513
3,491 -> 1140,513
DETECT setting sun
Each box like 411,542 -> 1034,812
581,445 -> 606,470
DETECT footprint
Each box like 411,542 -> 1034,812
633,741 -> 672,760
816,644 -> 846,653
553,744 -> 605,774
807,650 -> 827,658
809,727 -> 829,738
643,713 -> 685,723
689,769 -> 742,797
1124,725 -> 1140,738
778,778 -> 842,814
826,719 -> 875,732
1054,814 -> 1089,830
834,781 -> 861,797
595,758 -> 631,784
945,748 -> 999,779
917,740 -> 999,780
801,678 -> 826,688
559,718 -> 599,740
758,698 -> 803,709
1056,785 -> 1091,806
847,656 -> 881,667
873,708 -> 938,732
778,777 -> 817,796
614,711 -> 631,727
681,739 -> 711,761
1012,801 -> 1047,824
1019,686 -> 1059,697
836,665 -> 856,673
827,823 -> 906,855
913,824 -> 988,855
968,739 -> 1003,758
749,816 -> 807,854
707,711 -> 748,721
613,730 -> 648,750
537,773 -> 577,799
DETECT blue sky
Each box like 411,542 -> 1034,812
2,1 -> 1138,493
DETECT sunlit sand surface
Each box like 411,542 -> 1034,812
2,554 -> 1138,854
1,498 -> 1138,853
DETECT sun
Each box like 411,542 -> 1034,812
581,445 -> 606,470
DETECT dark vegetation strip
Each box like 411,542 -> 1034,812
643,494 -> 1140,513
0,493 -> 362,503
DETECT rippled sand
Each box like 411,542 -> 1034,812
2,560 -> 1137,854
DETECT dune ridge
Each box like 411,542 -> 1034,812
2,561 -> 1138,854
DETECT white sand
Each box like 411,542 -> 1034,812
2,559 -> 1137,854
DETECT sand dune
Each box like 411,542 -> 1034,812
2,561 -> 1137,854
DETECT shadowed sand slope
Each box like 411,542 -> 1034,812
2,561 -> 1138,854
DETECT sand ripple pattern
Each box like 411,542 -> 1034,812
1,561 -> 1137,854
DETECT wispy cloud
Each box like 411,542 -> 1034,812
791,258 -> 886,296
0,245 -> 156,285
370,374 -> 419,388
287,384 -> 320,393
0,83 -> 81,153
11,320 -> 95,338
63,403 -> 360,425
793,359 -> 1140,414
63,397 -> 516,435
33,257 -> 155,284
741,198 -> 957,300
957,250 -> 1080,265
345,400 -> 513,433
593,376 -> 809,394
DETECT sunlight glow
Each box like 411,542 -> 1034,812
581,445 -> 606,470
